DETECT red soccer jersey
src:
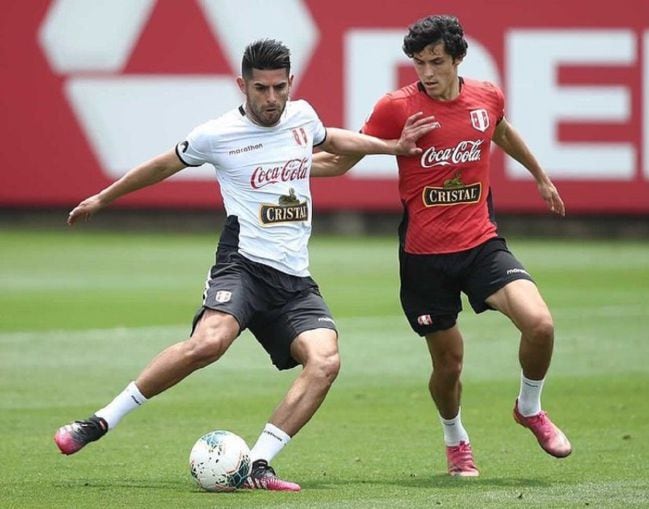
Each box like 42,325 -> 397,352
362,78 -> 504,254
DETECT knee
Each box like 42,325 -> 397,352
525,313 -> 554,345
185,327 -> 232,367
433,351 -> 463,380
308,351 -> 341,387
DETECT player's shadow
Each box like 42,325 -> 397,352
52,479 -> 189,491
301,474 -> 552,490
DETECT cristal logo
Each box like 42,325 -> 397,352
250,158 -> 309,189
420,140 -> 484,168
38,0 -> 318,180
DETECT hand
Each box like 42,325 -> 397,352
537,180 -> 565,216
67,194 -> 106,225
395,112 -> 438,156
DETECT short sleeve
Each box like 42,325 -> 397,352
361,94 -> 403,140
483,81 -> 505,124
175,124 -> 211,167
299,100 -> 327,146
495,85 -> 505,123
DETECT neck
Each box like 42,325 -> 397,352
428,77 -> 461,101
243,102 -> 283,128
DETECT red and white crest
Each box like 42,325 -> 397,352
469,109 -> 490,132
215,291 -> 232,303
417,314 -> 433,326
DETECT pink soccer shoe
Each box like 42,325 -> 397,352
513,400 -> 572,458
54,415 -> 108,455
446,441 -> 480,477
242,459 -> 301,491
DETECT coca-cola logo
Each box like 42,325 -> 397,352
250,158 -> 309,189
420,140 -> 484,168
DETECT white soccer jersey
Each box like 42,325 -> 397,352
176,100 -> 326,277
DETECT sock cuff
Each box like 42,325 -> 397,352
127,381 -> 148,405
263,423 -> 291,445
439,408 -> 462,426
521,373 -> 545,388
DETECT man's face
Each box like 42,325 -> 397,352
412,42 -> 462,100
237,68 -> 293,126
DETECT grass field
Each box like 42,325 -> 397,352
1,229 -> 648,508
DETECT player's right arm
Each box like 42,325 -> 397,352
67,149 -> 186,225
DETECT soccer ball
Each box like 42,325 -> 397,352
189,430 -> 252,492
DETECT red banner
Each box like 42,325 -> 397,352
2,0 -> 648,213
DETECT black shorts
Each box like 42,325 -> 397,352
399,237 -> 534,336
191,248 -> 337,370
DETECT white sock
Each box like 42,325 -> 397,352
517,373 -> 544,417
95,381 -> 148,430
439,408 -> 470,446
249,423 -> 291,463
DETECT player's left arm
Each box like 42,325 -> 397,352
493,117 -> 565,216
319,112 -> 434,157
311,152 -> 363,177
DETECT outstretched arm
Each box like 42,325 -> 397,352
311,152 -> 362,177
67,149 -> 186,225
319,112 -> 434,157
312,112 -> 432,177
493,118 -> 565,216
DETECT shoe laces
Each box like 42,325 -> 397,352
71,416 -> 107,438
250,460 -> 277,479
524,411 -> 554,437
448,442 -> 475,466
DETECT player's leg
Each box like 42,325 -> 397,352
54,251 -> 251,456
425,324 -> 464,420
269,327 -> 340,436
400,248 -> 478,477
425,325 -> 479,477
135,310 -> 239,397
486,279 -> 553,385
485,279 -> 571,457
464,238 -> 571,458
244,283 -> 339,492
54,310 -> 240,455
243,328 -> 338,492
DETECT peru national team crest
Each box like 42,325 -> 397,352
215,291 -> 232,303
469,109 -> 490,132
417,314 -> 433,326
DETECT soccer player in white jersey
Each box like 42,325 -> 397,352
54,39 -> 435,491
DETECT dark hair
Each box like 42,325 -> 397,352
241,39 -> 291,79
402,15 -> 468,60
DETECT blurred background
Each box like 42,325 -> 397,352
1,0 -> 648,236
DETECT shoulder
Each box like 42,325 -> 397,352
183,108 -> 243,156
191,108 -> 243,137
286,99 -> 320,120
463,78 -> 504,102
371,82 -> 420,117
386,82 -> 421,102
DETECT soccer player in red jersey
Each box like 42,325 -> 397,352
312,15 -> 571,476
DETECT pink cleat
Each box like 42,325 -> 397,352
446,441 -> 480,477
513,400 -> 572,458
54,415 -> 108,455
242,459 -> 301,491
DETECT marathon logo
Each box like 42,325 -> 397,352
260,201 -> 308,225
422,182 -> 482,207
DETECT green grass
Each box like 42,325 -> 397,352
1,229 -> 648,508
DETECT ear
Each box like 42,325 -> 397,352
236,76 -> 246,93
